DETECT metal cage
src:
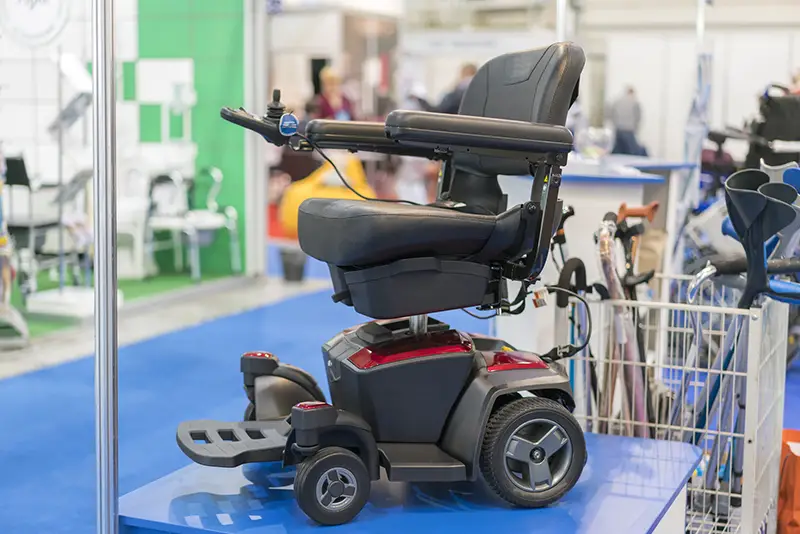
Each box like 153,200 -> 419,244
557,275 -> 788,533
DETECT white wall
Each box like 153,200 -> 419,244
267,11 -> 344,109
0,0 -> 142,184
280,0 -> 404,17
601,28 -> 800,161
398,29 -> 556,104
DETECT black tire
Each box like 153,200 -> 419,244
294,447 -> 370,525
480,397 -> 586,508
244,403 -> 255,421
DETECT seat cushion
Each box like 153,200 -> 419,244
298,199 -> 498,266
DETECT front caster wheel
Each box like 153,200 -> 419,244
480,397 -> 586,508
294,447 -> 370,525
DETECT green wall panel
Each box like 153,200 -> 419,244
137,18 -> 193,58
168,112 -> 184,139
138,0 -> 247,275
122,61 -> 137,101
139,104 -> 162,143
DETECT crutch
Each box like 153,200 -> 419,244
596,214 -> 650,437
688,171 -> 800,511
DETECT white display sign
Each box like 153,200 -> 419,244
0,0 -> 70,48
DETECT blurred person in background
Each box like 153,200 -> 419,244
791,70 -> 800,94
609,86 -> 647,156
395,83 -> 438,203
565,98 -> 586,135
315,66 -> 356,121
437,63 -> 478,114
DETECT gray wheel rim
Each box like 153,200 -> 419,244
503,418 -> 573,492
315,467 -> 358,511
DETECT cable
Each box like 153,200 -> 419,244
297,134 -> 500,215
461,308 -> 497,319
545,285 -> 593,356
297,134 -> 422,206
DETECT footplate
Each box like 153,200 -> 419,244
176,419 -> 291,468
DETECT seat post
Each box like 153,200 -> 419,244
436,160 -> 456,201
409,314 -> 428,335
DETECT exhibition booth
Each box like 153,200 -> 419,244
3,0 -> 800,534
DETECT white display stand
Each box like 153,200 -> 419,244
494,160 -> 663,354
26,286 -> 123,319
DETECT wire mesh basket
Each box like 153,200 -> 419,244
557,275 -> 789,534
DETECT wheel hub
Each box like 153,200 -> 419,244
530,447 -> 546,463
328,481 -> 345,498
503,418 -> 573,493
315,467 -> 358,511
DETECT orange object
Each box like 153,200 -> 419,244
779,429 -> 800,533
618,201 -> 659,223
278,154 -> 376,239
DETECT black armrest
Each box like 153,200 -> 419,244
384,111 -> 573,156
303,120 -> 440,159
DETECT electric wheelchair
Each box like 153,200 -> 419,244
177,42 -> 588,525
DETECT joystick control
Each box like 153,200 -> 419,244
266,89 -> 286,122
219,87 -> 297,145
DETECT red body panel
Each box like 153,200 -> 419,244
348,330 -> 474,370
242,351 -> 274,359
294,401 -> 330,411
483,350 -> 548,372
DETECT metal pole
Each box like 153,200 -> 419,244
56,47 -> 65,291
555,0 -> 569,42
92,0 -> 119,532
696,0 -> 707,52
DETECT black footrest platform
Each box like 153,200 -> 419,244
378,443 -> 466,482
176,419 -> 291,468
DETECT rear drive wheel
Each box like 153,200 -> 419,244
244,403 -> 255,421
294,447 -> 370,525
480,397 -> 586,507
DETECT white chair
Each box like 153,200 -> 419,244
146,167 -> 240,281
117,167 -> 155,280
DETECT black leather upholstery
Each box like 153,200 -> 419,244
455,42 -> 584,177
298,199 -> 528,267
459,42 -> 583,126
384,111 -> 573,154
293,42 -> 585,318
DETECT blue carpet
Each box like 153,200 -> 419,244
0,290 -> 489,534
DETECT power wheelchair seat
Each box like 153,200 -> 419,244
176,43 -> 589,527
298,42 -> 584,319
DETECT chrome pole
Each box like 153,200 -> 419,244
92,0 -> 119,533
696,0 -> 707,51
555,0 -> 569,42
409,314 -> 428,335
56,46 -> 65,291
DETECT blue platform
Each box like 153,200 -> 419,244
119,434 -> 700,534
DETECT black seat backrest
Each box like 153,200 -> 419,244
459,42 -> 584,127
447,42 -> 585,213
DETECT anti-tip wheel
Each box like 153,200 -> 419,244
294,447 -> 370,525
480,396 -> 586,508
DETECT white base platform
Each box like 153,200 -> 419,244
25,286 -> 123,318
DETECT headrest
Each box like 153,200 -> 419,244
459,42 -> 585,127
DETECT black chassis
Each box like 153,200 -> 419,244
176,322 -> 575,483
278,364 -> 575,482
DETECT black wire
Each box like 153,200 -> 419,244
296,134 -> 502,216
296,134 -> 422,206
545,285 -> 593,355
461,308 -> 497,319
